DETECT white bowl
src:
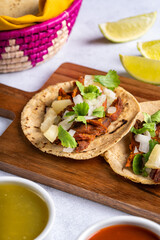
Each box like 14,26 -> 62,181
77,215 -> 160,240
0,176 -> 55,240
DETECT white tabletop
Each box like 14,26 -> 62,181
0,0 -> 160,239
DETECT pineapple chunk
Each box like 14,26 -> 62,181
40,108 -> 57,132
41,117 -> 54,132
145,144 -> 160,169
84,75 -> 103,88
51,99 -> 72,114
44,108 -> 57,120
43,125 -> 58,143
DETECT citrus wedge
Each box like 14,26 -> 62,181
120,55 -> 160,85
145,144 -> 160,169
137,40 -> 160,60
99,12 -> 157,43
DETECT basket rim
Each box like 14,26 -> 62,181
0,0 -> 82,40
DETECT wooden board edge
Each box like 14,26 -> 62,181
0,161 -> 159,224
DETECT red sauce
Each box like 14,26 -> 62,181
88,224 -> 159,240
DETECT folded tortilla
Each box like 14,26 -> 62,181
21,80 -> 140,159
103,101 -> 160,184
0,0 -> 39,18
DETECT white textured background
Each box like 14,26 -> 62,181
0,0 -> 160,239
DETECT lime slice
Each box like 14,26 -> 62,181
99,12 -> 157,43
137,40 -> 160,60
120,55 -> 160,85
145,144 -> 160,169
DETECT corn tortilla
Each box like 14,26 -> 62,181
103,101 -> 160,184
21,80 -> 140,159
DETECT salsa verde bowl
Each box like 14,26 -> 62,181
0,176 -> 55,240
77,216 -> 160,240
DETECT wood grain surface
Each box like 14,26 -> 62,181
0,63 -> 160,223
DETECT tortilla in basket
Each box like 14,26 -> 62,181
0,0 -> 39,18
103,101 -> 160,184
21,79 -> 140,160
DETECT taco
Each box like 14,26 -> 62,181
21,70 -> 140,159
104,101 -> 160,184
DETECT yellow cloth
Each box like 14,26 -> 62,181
0,0 -> 74,31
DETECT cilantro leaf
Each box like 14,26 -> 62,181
131,111 -> 160,137
143,112 -> 151,123
76,81 -> 84,94
151,110 -> 160,123
58,125 -> 77,148
64,102 -> 89,125
142,110 -> 160,124
132,154 -> 143,175
92,106 -> 105,118
131,122 -> 156,137
143,139 -> 159,163
76,116 -> 87,125
83,85 -> 101,100
143,123 -> 156,137
73,102 -> 89,116
65,111 -> 75,117
94,70 -> 120,90
76,81 -> 101,100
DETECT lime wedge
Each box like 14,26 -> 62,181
99,12 -> 157,43
137,40 -> 160,60
145,144 -> 160,169
120,55 -> 160,85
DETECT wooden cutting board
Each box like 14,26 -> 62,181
0,63 -> 160,223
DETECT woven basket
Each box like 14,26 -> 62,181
0,0 -> 82,73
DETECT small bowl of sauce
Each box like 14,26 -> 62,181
77,216 -> 160,240
0,176 -> 55,240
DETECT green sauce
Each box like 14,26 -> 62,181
0,183 -> 49,240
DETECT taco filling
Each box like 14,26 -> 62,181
125,110 -> 160,183
40,70 -> 123,153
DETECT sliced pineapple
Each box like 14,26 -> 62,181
44,108 -> 57,120
145,144 -> 160,169
43,125 -> 58,143
84,75 -> 103,88
51,99 -> 72,114
40,108 -> 57,132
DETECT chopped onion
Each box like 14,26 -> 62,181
103,88 -> 116,107
85,99 -> 97,116
108,106 -> 116,114
134,146 -> 139,154
63,147 -> 75,153
85,116 -> 97,120
85,98 -> 97,105
134,134 -> 151,153
58,116 -> 74,130
95,94 -> 106,108
68,129 -> 76,137
103,88 -> 116,99
134,134 -> 151,143
85,94 -> 107,116
84,75 -> 94,86
139,142 -> 149,153
144,131 -> 151,138
73,94 -> 83,105
88,105 -> 95,116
